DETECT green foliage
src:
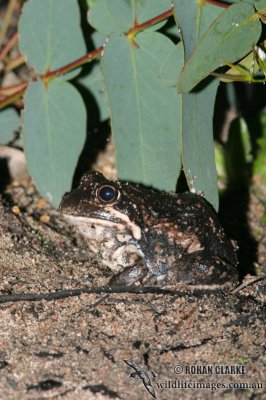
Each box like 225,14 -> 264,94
225,117 -> 253,184
176,2 -> 262,93
0,0 -> 265,209
101,32 -> 181,191
19,0 -> 86,75
22,80 -> 86,206
215,110 -> 266,222
253,113 -> 266,185
215,113 -> 266,187
18,0 -> 87,205
88,0 -> 169,34
77,63 -> 109,123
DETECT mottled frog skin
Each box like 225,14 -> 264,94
59,171 -> 239,290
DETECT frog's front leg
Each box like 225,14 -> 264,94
166,251 -> 239,290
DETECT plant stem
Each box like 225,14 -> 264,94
42,47 -> 103,83
205,0 -> 229,8
0,87 -> 26,109
1,7 -> 175,109
0,81 -> 28,96
0,32 -> 19,61
126,9 -> 173,43
0,0 -> 19,46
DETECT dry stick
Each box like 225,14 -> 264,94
0,81 -> 28,96
0,276 -> 264,304
231,276 -> 266,294
0,0 -> 18,47
5,54 -> 26,73
0,32 -> 18,61
0,287 -> 179,304
0,86 -> 27,108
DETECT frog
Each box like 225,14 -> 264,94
59,171 -> 239,290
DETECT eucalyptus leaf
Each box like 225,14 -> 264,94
19,0 -> 86,76
158,42 -> 183,87
177,2 -> 262,93
22,80 -> 86,207
181,80 -> 220,210
255,0 -> 266,9
173,0 -> 223,61
77,62 -> 109,123
88,0 -> 170,35
101,31 -> 181,191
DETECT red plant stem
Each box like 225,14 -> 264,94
42,46 -> 103,82
1,8 -> 173,109
0,2 -> 228,109
44,9 -> 174,79
126,8 -> 173,39
205,0 -> 229,8
0,47 -> 103,109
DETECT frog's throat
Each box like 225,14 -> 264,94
63,214 -> 142,241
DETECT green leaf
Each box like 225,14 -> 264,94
158,42 -> 183,87
158,40 -> 219,209
91,31 -> 106,49
19,0 -> 86,75
88,0 -> 170,35
255,0 -> 266,9
214,142 -> 227,188
182,80 -> 220,210
87,0 -> 97,8
77,62 -> 110,123
253,113 -> 266,185
22,80 -> 86,207
171,1 -> 222,209
224,117 -> 253,185
0,108 -> 20,144
173,0 -> 223,61
177,2 -> 262,93
101,31 -> 181,191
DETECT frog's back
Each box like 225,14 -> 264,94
141,190 -> 237,267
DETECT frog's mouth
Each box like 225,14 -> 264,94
63,208 -> 142,241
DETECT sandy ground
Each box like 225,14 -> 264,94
0,178 -> 265,400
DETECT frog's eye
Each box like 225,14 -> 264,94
97,185 -> 119,203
